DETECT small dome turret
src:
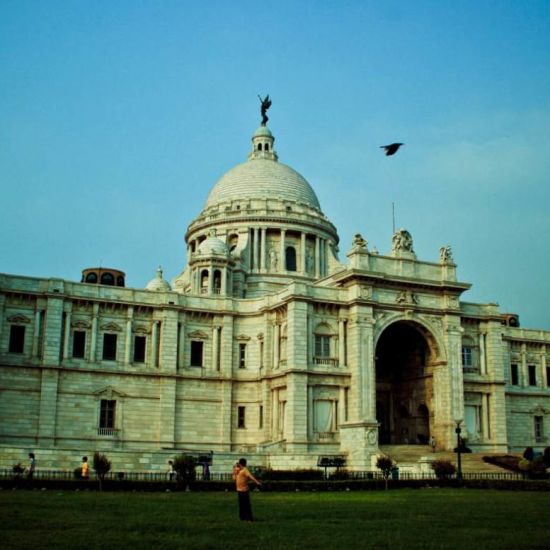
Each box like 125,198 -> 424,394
146,267 -> 171,292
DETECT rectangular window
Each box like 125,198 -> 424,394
315,335 -> 330,357
528,365 -> 537,386
239,343 -> 247,368
133,335 -> 146,363
238,406 -> 246,429
190,341 -> 203,367
534,416 -> 544,442
102,334 -> 117,361
511,364 -> 519,386
99,399 -> 116,429
461,346 -> 473,368
547,367 -> 550,388
72,331 -> 86,358
8,325 -> 25,354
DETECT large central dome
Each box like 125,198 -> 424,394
204,125 -> 321,210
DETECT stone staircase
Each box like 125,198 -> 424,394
379,445 -> 512,473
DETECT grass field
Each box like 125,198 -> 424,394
2,488 -> 549,549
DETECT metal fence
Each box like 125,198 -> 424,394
0,468 -> 527,482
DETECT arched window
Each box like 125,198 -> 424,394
265,143 -> 269,151
100,273 -> 115,286
85,272 -> 98,284
258,143 -> 263,151
213,270 -> 222,294
285,246 -> 297,271
200,270 -> 209,294
116,275 -> 125,287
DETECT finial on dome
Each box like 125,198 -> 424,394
258,94 -> 272,126
156,265 -> 163,278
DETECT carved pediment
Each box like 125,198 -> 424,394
235,334 -> 251,341
72,320 -> 91,329
133,324 -> 151,335
188,330 -> 208,340
257,333 -> 264,340
100,322 -> 122,332
7,314 -> 31,324
530,405 -> 549,415
93,385 -> 126,399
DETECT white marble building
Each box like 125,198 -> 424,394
0,122 -> 549,472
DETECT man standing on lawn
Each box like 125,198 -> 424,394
234,458 -> 261,522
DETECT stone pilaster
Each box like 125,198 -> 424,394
286,300 -> 308,370
159,378 -> 176,447
285,372 -> 308,452
220,380 -> 232,451
220,314 -> 234,376
38,369 -> 59,446
160,309 -> 178,372
42,296 -> 64,366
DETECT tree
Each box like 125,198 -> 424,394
93,452 -> 111,491
430,459 -> 456,480
173,454 -> 197,490
376,455 -> 395,490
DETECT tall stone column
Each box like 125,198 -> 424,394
315,237 -> 320,278
177,314 -> 186,369
285,372 -> 308,452
260,228 -> 267,272
542,347 -> 548,388
339,304 -> 377,469
125,306 -> 133,365
479,331 -> 487,375
220,314 -> 234,376
300,232 -> 306,274
151,321 -> 160,368
62,304 -> 72,360
338,318 -> 347,367
273,323 -> 280,369
32,308 -> 43,359
253,227 -> 260,271
212,324 -> 221,371
90,303 -> 99,363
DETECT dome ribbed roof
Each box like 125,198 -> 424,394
146,267 -> 171,292
197,235 -> 229,256
205,158 -> 320,209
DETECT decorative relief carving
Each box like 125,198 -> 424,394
235,334 -> 251,341
360,286 -> 372,299
366,429 -> 378,445
188,330 -> 208,340
7,314 -> 31,324
396,290 -> 418,305
100,322 -> 122,332
351,233 -> 368,252
72,320 -> 91,329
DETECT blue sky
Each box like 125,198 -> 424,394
1,1 -> 550,328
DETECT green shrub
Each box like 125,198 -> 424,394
12,463 -> 25,476
93,452 -> 111,490
376,455 -> 395,489
431,459 -> 457,479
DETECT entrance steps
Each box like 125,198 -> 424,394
379,445 -> 510,473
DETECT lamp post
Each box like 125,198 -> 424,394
455,419 -> 463,481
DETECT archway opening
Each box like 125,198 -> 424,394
375,321 -> 435,445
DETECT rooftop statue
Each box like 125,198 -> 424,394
392,228 -> 414,253
258,94 -> 272,126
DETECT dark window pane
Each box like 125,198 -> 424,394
239,343 -> 246,368
85,272 -> 98,283
285,246 -> 297,271
100,273 -> 115,286
238,406 -> 246,429
102,334 -> 117,360
9,325 -> 25,354
134,336 -> 146,363
72,331 -> 86,358
190,341 -> 203,367
528,365 -> 537,386
511,364 -> 519,386
100,399 -> 116,428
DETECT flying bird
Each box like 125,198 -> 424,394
380,143 -> 404,156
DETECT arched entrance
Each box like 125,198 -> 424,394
375,321 -> 435,445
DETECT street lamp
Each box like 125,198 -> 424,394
455,419 -> 463,481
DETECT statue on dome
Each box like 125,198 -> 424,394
258,94 -> 272,126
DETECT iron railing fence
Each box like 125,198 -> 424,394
0,468 -> 527,482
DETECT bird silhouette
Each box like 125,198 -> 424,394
380,143 -> 404,156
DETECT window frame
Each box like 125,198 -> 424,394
72,330 -> 86,359
8,324 -> 26,354
238,343 -> 247,369
133,335 -> 147,363
99,399 -> 116,429
237,406 -> 246,429
510,363 -> 519,386
102,333 -> 118,361
190,340 -> 204,367
528,364 -> 537,386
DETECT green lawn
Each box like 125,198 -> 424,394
2,489 -> 549,549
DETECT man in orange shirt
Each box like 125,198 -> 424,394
234,458 -> 261,522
